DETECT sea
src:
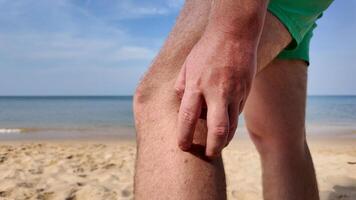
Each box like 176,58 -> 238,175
0,96 -> 355,140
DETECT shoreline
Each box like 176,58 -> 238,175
0,123 -> 355,142
0,134 -> 355,143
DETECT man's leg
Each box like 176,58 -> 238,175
134,1 -> 224,199
244,59 -> 319,200
133,0 -> 291,199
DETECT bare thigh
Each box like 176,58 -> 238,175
244,59 -> 308,150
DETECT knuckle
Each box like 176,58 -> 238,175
187,84 -> 201,93
181,109 -> 196,125
214,83 -> 236,99
174,87 -> 184,98
216,85 -> 230,97
212,125 -> 229,137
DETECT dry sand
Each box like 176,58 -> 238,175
0,138 -> 355,200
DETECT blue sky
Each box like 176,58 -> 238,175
0,0 -> 355,95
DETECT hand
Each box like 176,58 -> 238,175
175,29 -> 257,158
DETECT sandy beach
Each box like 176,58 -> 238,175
0,138 -> 355,200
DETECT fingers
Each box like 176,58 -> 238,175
177,90 -> 202,151
174,63 -> 186,99
206,100 -> 229,158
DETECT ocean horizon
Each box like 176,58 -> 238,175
0,95 -> 355,140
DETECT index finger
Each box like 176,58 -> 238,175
205,100 -> 229,158
177,90 -> 202,151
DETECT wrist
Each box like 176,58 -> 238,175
206,0 -> 268,42
199,28 -> 257,77
203,27 -> 259,55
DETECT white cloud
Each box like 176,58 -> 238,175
0,0 -> 178,95
0,0 -> 160,68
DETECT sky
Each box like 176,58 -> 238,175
0,0 -> 355,96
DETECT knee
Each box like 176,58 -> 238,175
246,122 -> 306,156
133,79 -> 156,119
133,75 -> 177,123
133,81 -> 151,110
133,80 -> 158,142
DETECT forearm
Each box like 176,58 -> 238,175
206,0 -> 269,50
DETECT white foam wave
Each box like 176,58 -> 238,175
0,128 -> 23,134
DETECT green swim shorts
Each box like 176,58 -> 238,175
268,0 -> 334,64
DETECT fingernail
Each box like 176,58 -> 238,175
179,143 -> 191,151
206,151 -> 220,159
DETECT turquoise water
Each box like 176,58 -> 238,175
0,96 -> 355,140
